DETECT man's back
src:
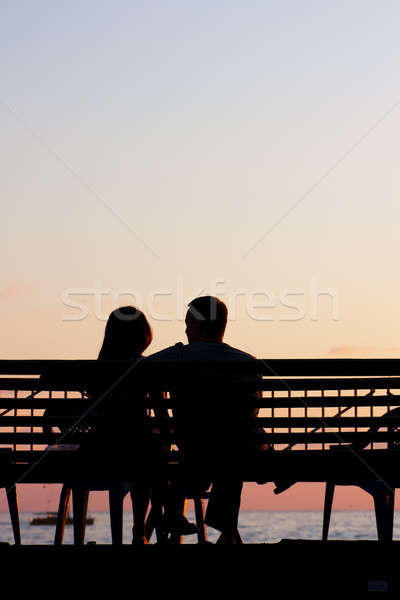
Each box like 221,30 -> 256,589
146,341 -> 260,460
146,296 -> 261,542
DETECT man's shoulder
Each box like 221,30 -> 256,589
145,342 -> 257,362
219,343 -> 257,361
145,345 -> 182,361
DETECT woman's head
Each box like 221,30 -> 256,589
98,306 -> 153,359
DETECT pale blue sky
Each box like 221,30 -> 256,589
1,0 -> 400,358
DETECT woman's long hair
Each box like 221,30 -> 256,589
98,306 -> 153,360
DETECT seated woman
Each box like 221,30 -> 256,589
92,305 -> 163,544
45,306 -> 165,543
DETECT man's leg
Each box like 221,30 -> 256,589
162,482 -> 198,537
131,480 -> 151,544
204,479 -> 243,543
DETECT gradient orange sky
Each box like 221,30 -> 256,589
2,1 -> 400,512
2,481 -> 399,514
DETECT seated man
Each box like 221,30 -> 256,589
147,295 -> 267,544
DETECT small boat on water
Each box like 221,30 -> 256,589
29,511 -> 94,526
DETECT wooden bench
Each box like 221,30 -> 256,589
1,358 -> 400,543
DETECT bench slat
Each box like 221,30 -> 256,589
2,357 -> 400,376
3,375 -> 400,391
2,415 -> 400,428
1,395 -> 400,410
1,431 -> 400,445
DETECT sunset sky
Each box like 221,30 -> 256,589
1,1 -> 400,512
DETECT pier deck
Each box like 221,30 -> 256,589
1,540 -> 398,595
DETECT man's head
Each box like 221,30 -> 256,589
185,296 -> 228,343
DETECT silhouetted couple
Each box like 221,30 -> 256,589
96,296 -> 267,544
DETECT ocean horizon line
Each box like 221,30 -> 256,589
3,507 -> 384,514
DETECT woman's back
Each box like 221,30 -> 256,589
82,306 -> 154,456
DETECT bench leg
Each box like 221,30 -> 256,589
194,496 -> 207,544
144,506 -> 154,541
373,488 -> 395,542
72,489 -> 89,545
169,498 -> 187,545
54,484 -> 71,545
322,482 -> 335,541
386,489 -> 395,541
6,485 -> 21,545
145,498 -> 164,543
109,487 -> 125,545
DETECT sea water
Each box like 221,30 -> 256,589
1,510 -> 399,545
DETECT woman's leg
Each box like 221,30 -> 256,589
131,481 -> 151,542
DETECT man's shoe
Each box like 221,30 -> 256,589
132,527 -> 149,545
273,480 -> 295,494
162,515 -> 198,535
216,530 -> 243,544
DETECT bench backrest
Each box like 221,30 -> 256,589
2,358 -> 400,454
